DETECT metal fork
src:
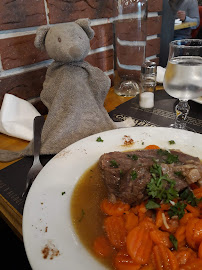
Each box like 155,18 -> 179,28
22,115 -> 45,198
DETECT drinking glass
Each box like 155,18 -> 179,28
163,39 -> 202,130
113,0 -> 148,97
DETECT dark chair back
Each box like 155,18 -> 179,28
192,6 -> 202,38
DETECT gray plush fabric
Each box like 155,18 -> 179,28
39,60 -> 116,154
0,19 -> 116,162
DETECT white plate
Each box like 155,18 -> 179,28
192,96 -> 202,104
23,127 -> 202,270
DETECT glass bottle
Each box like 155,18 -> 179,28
113,0 -> 148,97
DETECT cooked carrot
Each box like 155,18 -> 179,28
96,196 -> 202,269
139,217 -> 157,231
179,213 -> 194,226
175,225 -> 186,245
194,219 -> 202,245
114,249 -> 141,270
101,199 -> 130,216
150,230 -> 172,248
178,240 -> 186,249
126,226 -> 153,265
185,204 -> 200,217
186,218 -> 202,249
173,247 -> 197,265
139,264 -> 155,270
124,212 -> 139,231
138,202 -> 147,214
131,205 -> 140,215
144,145 -> 160,150
104,216 -> 126,249
198,241 -> 202,259
93,236 -> 113,257
137,202 -> 147,222
193,187 -> 202,198
199,207 -> 202,219
179,258 -> 202,270
156,210 -> 163,228
153,244 -> 179,270
198,201 -> 202,209
138,212 -> 146,222
160,204 -> 171,211
185,218 -> 198,249
145,210 -> 154,219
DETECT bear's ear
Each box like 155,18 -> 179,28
75,18 -> 94,40
34,25 -> 50,51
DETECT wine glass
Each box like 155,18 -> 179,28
163,39 -> 202,130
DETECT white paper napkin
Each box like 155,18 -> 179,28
0,94 -> 41,141
156,66 -> 166,84
175,19 -> 182,25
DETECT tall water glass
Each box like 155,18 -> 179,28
163,39 -> 202,130
114,0 -> 148,97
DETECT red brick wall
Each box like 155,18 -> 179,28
0,0 -> 162,115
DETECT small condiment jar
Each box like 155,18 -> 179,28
139,60 -> 157,109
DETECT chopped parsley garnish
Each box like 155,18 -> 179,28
61,191 -> 66,195
127,154 -> 138,160
131,170 -> 138,180
96,136 -> 103,142
168,202 -> 187,219
169,234 -> 178,250
120,170 -> 124,177
174,171 -> 183,177
180,188 -> 201,206
157,149 -> 179,164
110,160 -> 119,168
146,200 -> 160,209
78,209 -> 85,222
147,162 -> 178,203
169,140 -> 176,145
166,154 -> 178,164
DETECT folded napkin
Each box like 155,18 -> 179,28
0,94 -> 40,141
156,66 -> 166,84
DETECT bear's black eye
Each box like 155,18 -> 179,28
58,37 -> 61,42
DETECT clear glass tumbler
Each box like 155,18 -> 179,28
113,0 -> 148,97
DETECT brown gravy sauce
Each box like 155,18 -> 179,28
71,161 -> 113,269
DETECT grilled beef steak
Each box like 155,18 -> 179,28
99,149 -> 202,205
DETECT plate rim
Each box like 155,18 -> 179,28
22,126 -> 202,270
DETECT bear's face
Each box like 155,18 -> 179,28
45,23 -> 91,62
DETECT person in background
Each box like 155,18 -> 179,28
169,0 -> 200,40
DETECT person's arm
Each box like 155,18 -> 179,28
184,0 -> 200,29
